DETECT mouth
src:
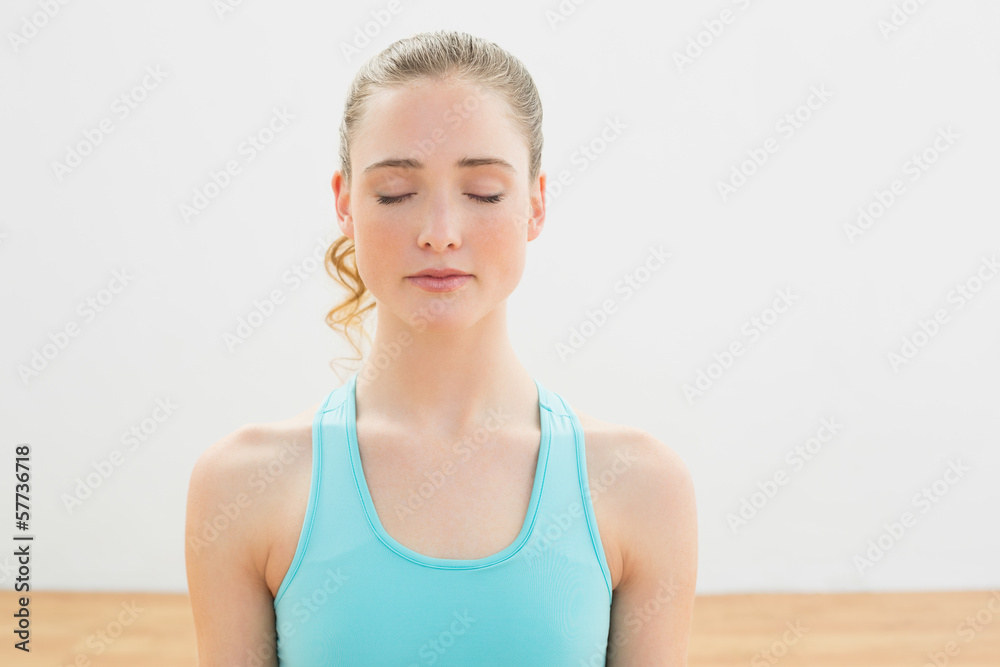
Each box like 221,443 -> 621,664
410,273 -> 469,278
408,268 -> 471,278
405,274 -> 473,293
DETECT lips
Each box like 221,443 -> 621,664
406,274 -> 472,292
410,268 -> 470,278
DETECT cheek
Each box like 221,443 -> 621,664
353,218 -> 404,284
355,206 -> 404,249
477,218 -> 527,272
479,205 -> 528,242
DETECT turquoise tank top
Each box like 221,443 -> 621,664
272,370 -> 613,665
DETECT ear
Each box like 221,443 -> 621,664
332,170 -> 355,239
525,170 -> 546,241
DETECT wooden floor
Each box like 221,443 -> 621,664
2,590 -> 997,665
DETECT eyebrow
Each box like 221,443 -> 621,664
362,156 -> 517,175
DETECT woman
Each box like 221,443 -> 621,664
185,29 -> 697,666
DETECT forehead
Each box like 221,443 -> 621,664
352,78 -> 526,174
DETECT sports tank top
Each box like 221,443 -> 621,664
272,370 -> 613,666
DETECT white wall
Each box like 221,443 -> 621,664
2,0 -> 998,594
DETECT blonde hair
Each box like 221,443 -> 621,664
324,29 -> 544,369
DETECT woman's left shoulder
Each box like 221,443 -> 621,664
573,407 -> 697,602
573,407 -> 694,490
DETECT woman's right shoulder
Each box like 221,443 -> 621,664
184,403 -> 322,663
185,403 -> 321,571
190,400 -> 321,494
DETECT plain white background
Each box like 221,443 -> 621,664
1,0 -> 998,595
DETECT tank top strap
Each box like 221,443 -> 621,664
527,378 -> 614,605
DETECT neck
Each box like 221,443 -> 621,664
353,301 -> 538,439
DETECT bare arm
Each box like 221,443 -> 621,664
185,426 -> 279,666
606,431 -> 699,666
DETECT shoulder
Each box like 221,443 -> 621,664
573,407 -> 695,503
572,408 -> 697,585
185,402 -> 320,575
188,402 -> 319,494
573,408 -> 698,662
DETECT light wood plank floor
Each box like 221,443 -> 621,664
2,590 -> 997,665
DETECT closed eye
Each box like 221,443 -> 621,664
470,193 -> 505,204
375,193 -> 506,205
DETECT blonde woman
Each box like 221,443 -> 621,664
185,29 -> 697,666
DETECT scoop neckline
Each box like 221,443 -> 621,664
346,370 -> 551,569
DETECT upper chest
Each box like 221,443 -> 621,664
263,413 -> 628,597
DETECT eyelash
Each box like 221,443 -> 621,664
375,193 -> 505,206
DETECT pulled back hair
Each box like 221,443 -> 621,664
324,30 -> 544,370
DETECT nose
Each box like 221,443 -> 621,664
416,189 -> 463,251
